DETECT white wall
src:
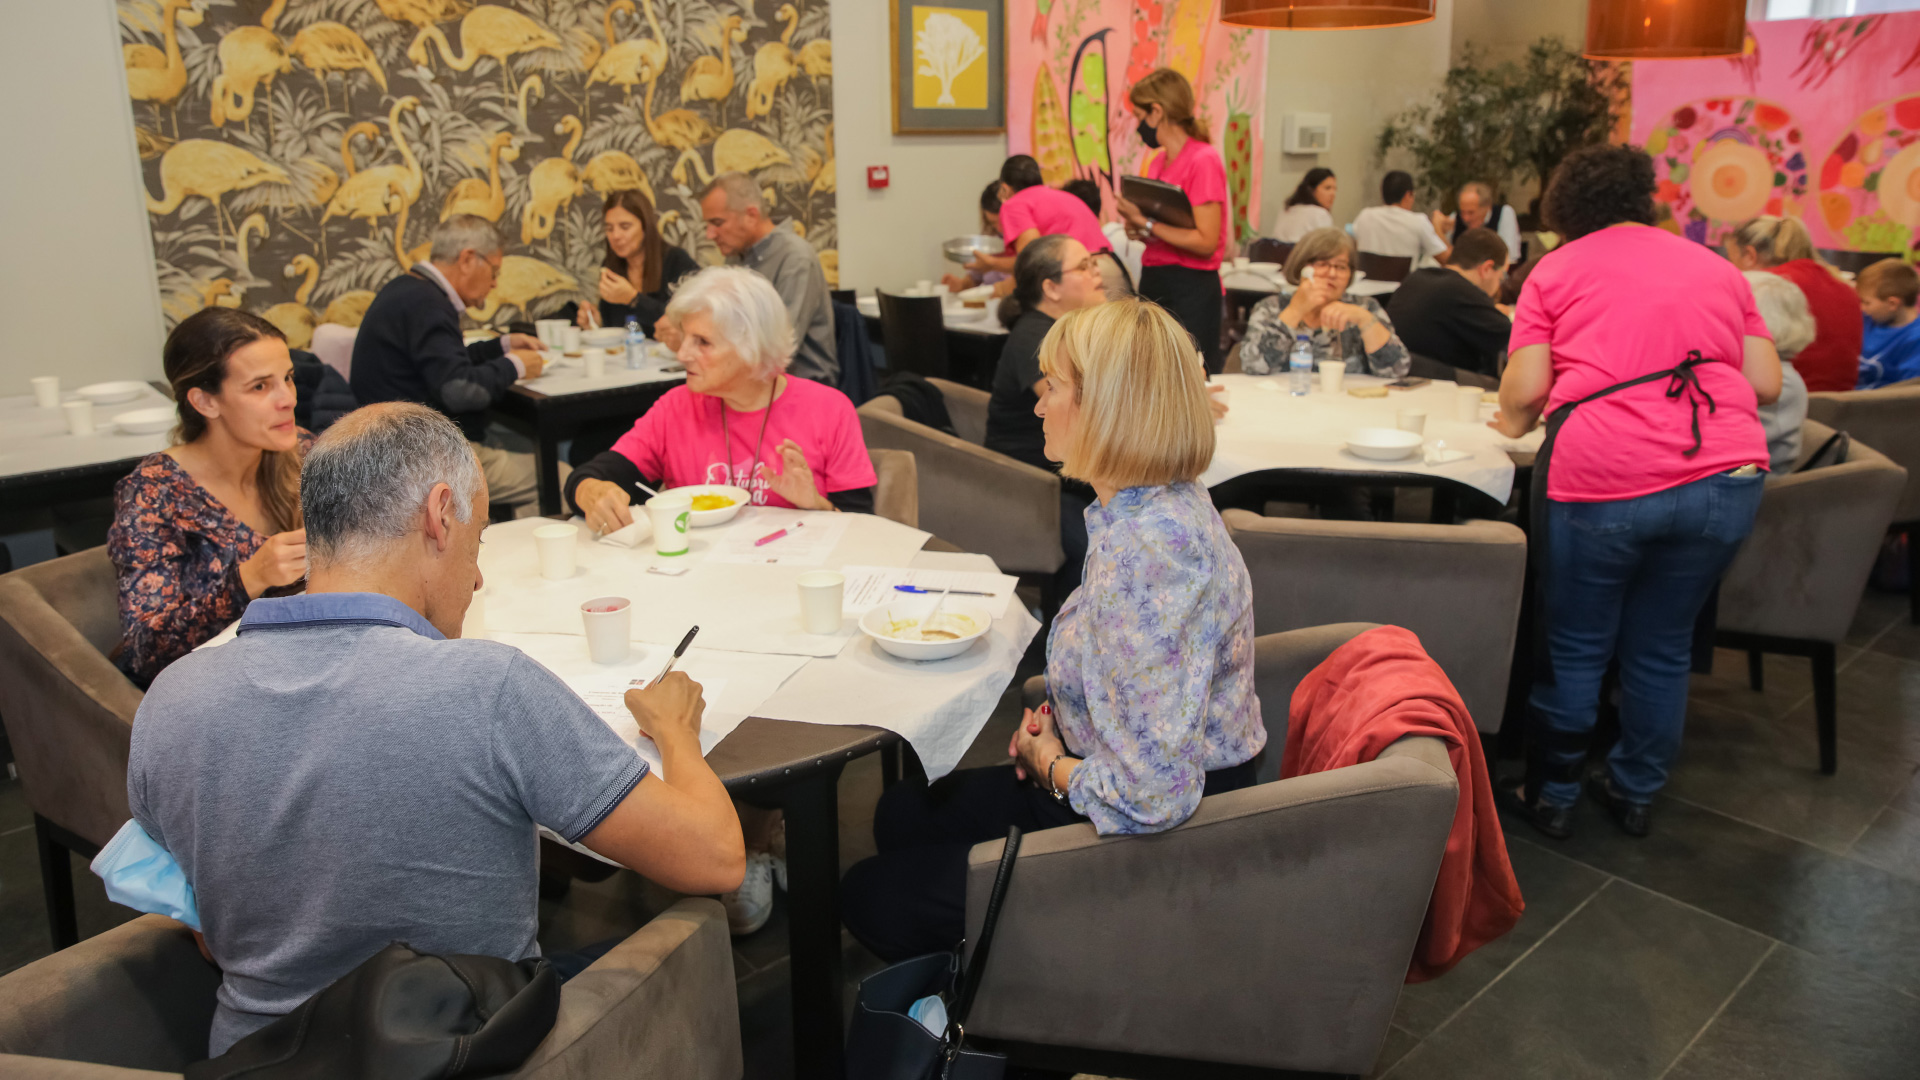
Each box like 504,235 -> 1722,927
1450,0 -> 1586,63
0,0 -> 166,393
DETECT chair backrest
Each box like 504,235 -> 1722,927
1357,251 -> 1413,283
0,547 -> 142,846
1407,352 -> 1497,389
310,323 -> 357,382
875,292 -> 950,380
1248,238 -> 1292,265
830,288 -> 856,308
868,448 -> 918,528
1222,341 -> 1243,374
927,377 -> 988,446
1805,384 -> 1920,523
1816,248 -> 1898,277
1223,511 -> 1526,732
1718,419 -> 1908,643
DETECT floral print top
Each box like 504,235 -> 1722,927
1048,482 -> 1265,835
1241,291 -> 1411,378
108,435 -> 311,687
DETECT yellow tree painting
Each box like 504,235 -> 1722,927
119,0 -> 838,344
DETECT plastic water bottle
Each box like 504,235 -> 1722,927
625,315 -> 644,370
1288,333 -> 1313,396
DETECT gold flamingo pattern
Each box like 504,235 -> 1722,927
121,0 -> 835,331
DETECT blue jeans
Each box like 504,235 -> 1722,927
1530,470 -> 1765,807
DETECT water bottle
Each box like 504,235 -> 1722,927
624,315 -> 644,370
1288,333 -> 1313,396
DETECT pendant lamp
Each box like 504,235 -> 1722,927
1585,0 -> 1746,59
1220,0 -> 1435,30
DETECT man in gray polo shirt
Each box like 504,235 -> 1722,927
128,403 -> 745,1055
697,171 -> 839,384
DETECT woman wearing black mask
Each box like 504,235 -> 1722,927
1114,67 -> 1229,373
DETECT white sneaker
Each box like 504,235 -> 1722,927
722,852 -> 775,936
769,817 -> 788,892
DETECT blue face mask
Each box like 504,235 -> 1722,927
91,819 -> 201,931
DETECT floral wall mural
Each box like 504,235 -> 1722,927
120,0 -> 837,346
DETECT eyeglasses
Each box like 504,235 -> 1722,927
1310,259 -> 1352,275
1051,257 -> 1100,281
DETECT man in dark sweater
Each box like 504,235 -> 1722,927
351,215 -> 548,510
1386,227 -> 1513,378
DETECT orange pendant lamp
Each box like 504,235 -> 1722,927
1585,0 -> 1746,59
1220,0 -> 1435,30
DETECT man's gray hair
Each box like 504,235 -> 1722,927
1744,270 -> 1816,360
302,403 -> 485,564
666,266 -> 794,377
1458,181 -> 1495,207
702,171 -> 766,215
430,214 -> 504,263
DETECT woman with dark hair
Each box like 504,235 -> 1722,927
1493,144 -> 1780,840
942,179 -> 1017,294
1115,67 -> 1231,372
1272,167 -> 1337,242
572,188 -> 700,331
109,307 -> 312,686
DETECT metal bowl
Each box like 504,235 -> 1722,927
942,234 -> 1002,264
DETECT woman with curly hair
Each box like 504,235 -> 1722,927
1491,144 -> 1781,841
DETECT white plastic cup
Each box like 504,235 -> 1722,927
647,492 -> 692,556
562,326 -> 583,352
62,399 -> 94,436
1397,409 -> 1427,435
533,523 -> 579,579
1455,386 -> 1484,422
585,350 -> 607,378
30,376 -> 59,409
915,279 -> 932,294
797,571 -> 845,634
535,320 -> 556,348
580,596 -> 632,664
1319,360 -> 1347,395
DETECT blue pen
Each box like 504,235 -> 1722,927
894,585 -> 994,596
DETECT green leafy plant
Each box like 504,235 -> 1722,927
1376,38 -> 1626,213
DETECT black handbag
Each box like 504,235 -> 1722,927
845,827 -> 1022,1080
185,944 -> 559,1080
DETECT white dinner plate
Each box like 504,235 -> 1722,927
77,381 -> 148,405
113,406 -> 175,435
1346,427 -> 1424,461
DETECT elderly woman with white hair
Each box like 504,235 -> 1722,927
1744,270 -> 1813,473
566,265 -> 876,532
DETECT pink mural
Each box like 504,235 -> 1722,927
1632,13 -> 1920,255
1007,0 -> 1267,243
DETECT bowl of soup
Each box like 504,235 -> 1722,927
860,597 -> 993,661
666,484 -> 750,526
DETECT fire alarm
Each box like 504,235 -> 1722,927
867,166 -> 890,189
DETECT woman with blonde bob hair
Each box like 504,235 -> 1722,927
841,298 -> 1264,963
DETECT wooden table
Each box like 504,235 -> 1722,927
487,359 -> 684,516
0,382 -> 172,516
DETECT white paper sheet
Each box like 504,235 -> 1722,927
703,509 -> 851,566
840,565 -> 1018,619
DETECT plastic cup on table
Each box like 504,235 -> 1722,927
580,596 -> 632,664
1455,386 -> 1484,422
647,492 -> 692,556
796,571 -> 845,634
1397,409 -> 1427,435
562,326 -> 583,352
584,350 -> 607,378
533,523 -> 579,579
62,400 -> 94,436
1319,360 -> 1347,395
30,377 -> 59,408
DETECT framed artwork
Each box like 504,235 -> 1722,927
891,0 -> 1006,135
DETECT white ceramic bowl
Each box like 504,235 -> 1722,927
1346,427 -> 1425,461
665,484 -> 751,526
112,406 -> 175,435
860,598 -> 993,661
77,381 -> 147,405
582,327 -> 628,350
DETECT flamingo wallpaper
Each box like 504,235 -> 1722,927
120,0 -> 837,345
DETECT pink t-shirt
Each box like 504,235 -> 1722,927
1142,138 -> 1228,271
607,376 -> 877,508
1510,226 -> 1771,502
998,186 -> 1111,257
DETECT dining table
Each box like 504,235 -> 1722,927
0,382 -> 173,516
486,349 -> 685,517
856,292 -> 1009,389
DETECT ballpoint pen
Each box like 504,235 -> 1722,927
652,625 -> 700,684
893,585 -> 994,596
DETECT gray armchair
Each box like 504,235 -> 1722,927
0,547 -> 140,948
1805,381 -> 1920,621
0,901 -> 742,1080
1222,511 -> 1527,733
868,448 -> 918,528
858,382 -> 1064,580
970,624 -> 1457,1076
1716,419 -> 1907,773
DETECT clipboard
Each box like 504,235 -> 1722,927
1121,174 -> 1195,230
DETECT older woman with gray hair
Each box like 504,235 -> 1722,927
1240,227 -> 1409,378
1744,270 -> 1813,473
566,265 -> 876,534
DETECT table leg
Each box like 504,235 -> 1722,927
776,764 -> 848,1077
537,428 -> 563,517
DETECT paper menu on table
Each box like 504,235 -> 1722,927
703,508 -> 850,566
573,672 -> 733,774
839,566 -> 1018,618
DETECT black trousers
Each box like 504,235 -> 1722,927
1138,264 -> 1224,374
841,760 -> 1258,963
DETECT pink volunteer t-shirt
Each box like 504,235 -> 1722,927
998,186 -> 1111,257
1142,138 -> 1228,271
607,376 -> 877,508
1510,226 -> 1771,502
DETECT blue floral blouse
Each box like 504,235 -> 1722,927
1047,482 -> 1265,835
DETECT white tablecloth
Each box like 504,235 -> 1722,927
856,294 -> 1008,337
1221,268 -> 1398,298
0,387 -> 172,482
1203,374 -> 1542,504
515,352 -> 685,398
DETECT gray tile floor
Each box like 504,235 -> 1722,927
4,594 -> 1920,1077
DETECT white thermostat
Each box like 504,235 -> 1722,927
1283,113 -> 1332,154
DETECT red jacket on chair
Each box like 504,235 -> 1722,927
1282,625 -> 1524,982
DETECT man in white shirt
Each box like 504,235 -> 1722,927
1433,181 -> 1523,261
1352,171 -> 1450,267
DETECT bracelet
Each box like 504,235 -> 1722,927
1045,755 -> 1070,802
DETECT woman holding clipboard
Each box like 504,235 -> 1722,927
1116,68 -> 1229,373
